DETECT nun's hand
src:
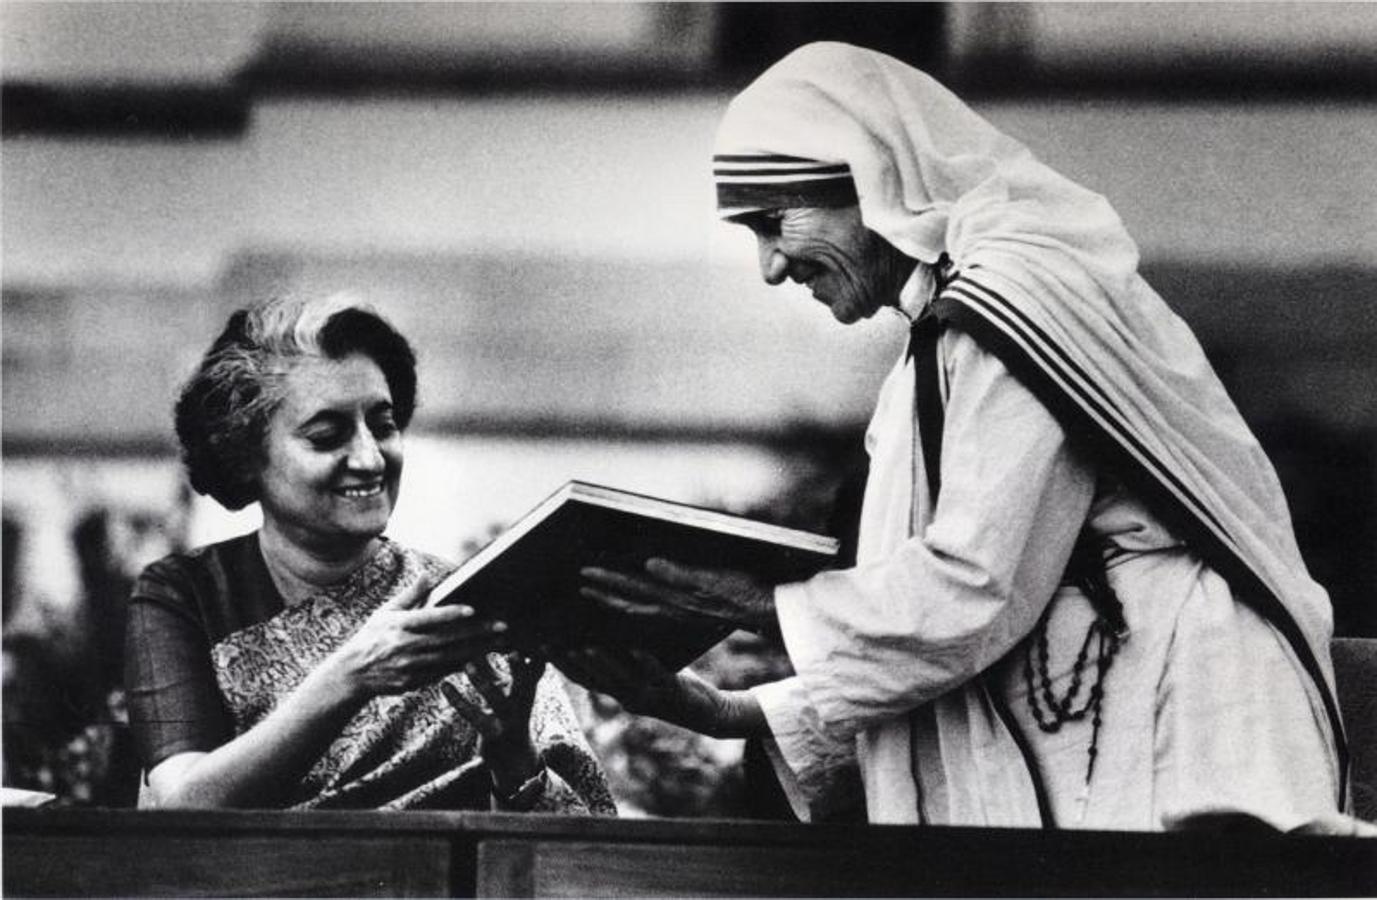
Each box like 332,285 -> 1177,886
579,558 -> 778,638
553,646 -> 761,740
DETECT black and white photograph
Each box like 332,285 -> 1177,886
3,2 -> 1375,896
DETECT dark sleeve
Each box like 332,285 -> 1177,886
124,556 -> 234,771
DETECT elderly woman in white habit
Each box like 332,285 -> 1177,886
559,42 -> 1352,833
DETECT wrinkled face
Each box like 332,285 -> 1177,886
257,353 -> 402,553
735,205 -> 914,324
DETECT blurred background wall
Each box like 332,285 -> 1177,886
3,1 -> 1375,813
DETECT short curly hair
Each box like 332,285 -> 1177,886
174,293 -> 418,510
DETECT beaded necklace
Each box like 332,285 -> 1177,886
912,259 -> 1128,788
1023,538 -> 1128,785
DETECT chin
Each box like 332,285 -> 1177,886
831,304 -> 865,325
826,291 -> 876,324
337,508 -> 393,539
342,526 -> 390,548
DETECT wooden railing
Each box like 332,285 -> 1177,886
4,808 -> 1374,897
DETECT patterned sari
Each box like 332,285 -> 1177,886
209,538 -> 615,813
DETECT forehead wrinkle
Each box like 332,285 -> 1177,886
275,355 -> 392,428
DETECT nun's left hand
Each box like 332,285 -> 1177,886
553,645 -> 765,740
579,558 -> 778,638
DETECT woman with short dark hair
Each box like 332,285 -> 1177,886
174,301 -> 419,513
126,293 -> 614,813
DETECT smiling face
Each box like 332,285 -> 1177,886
256,352 -> 403,555
737,205 -> 915,324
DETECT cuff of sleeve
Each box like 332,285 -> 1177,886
773,579 -> 844,695
752,678 -> 861,823
772,581 -> 814,657
771,577 -> 859,743
492,765 -> 550,811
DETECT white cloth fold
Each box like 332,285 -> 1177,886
724,42 -> 1344,826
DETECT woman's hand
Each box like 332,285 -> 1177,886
440,652 -> 544,796
553,645 -> 764,740
579,558 -> 779,638
327,575 -> 510,701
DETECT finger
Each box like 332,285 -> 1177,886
580,567 -> 688,603
508,653 -> 546,705
467,652 -> 506,685
502,649 -> 535,682
442,681 -> 501,739
582,566 -> 738,622
402,648 -> 490,682
465,657 -> 511,715
402,631 -> 513,679
646,559 -> 761,611
401,620 -> 511,659
441,675 -> 496,720
398,604 -> 478,631
442,632 -> 515,664
577,584 -> 652,614
512,651 -> 545,684
446,618 -> 510,643
439,678 -> 471,710
406,614 -> 502,642
578,585 -> 700,622
423,618 -> 514,653
579,586 -> 727,631
643,557 -> 720,590
383,575 -> 437,610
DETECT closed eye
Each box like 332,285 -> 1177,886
303,424 -> 348,450
729,209 -> 784,238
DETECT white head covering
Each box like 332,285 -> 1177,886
715,42 -> 1346,810
714,41 -> 1129,267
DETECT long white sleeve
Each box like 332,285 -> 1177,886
760,329 -> 1097,782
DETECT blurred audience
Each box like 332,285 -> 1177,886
3,505 -> 179,806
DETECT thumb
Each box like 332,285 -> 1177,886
509,654 -> 545,706
384,574 -> 435,610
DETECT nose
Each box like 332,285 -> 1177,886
756,236 -> 789,286
345,429 -> 385,473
